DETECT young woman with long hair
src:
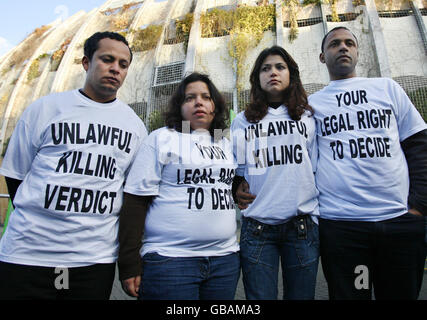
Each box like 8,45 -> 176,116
231,46 -> 319,300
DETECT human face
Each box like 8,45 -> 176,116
320,28 -> 358,80
82,38 -> 131,103
181,81 -> 215,131
259,54 -> 290,103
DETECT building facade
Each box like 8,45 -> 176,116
0,0 -> 426,146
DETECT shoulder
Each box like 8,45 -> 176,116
352,77 -> 398,89
357,77 -> 405,97
231,111 -> 248,128
115,99 -> 148,135
20,91 -> 72,123
144,126 -> 176,146
301,109 -> 315,121
115,99 -> 142,118
308,85 -> 330,102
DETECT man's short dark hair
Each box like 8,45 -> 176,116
84,31 -> 133,63
321,26 -> 359,53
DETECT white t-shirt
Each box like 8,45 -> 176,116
124,127 -> 239,258
0,90 -> 148,267
309,77 -> 427,221
230,106 -> 319,225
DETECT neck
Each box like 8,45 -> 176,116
268,101 -> 282,109
80,88 -> 116,103
330,71 -> 357,81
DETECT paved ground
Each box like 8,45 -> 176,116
110,223 -> 427,300
110,262 -> 331,300
111,260 -> 427,300
1,225 -> 426,300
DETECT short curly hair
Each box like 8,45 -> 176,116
84,31 -> 132,63
164,72 -> 228,136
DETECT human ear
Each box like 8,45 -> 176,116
82,56 -> 90,72
319,53 -> 325,64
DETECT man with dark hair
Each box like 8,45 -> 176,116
235,27 -> 427,300
309,26 -> 427,300
0,31 -> 147,300
84,31 -> 133,63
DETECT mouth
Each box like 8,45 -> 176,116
337,55 -> 351,62
193,110 -> 207,117
104,77 -> 119,85
269,79 -> 280,85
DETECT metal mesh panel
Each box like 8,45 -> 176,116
377,9 -> 413,17
129,101 -> 148,121
238,90 -> 251,112
283,17 -> 323,28
153,61 -> 185,87
146,82 -> 180,131
394,76 -> 427,122
303,83 -> 327,96
326,12 -> 362,22
151,82 -> 179,109
144,61 -> 186,131
221,91 -> 234,111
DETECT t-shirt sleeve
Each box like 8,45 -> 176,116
124,120 -> 149,179
389,79 -> 427,141
308,117 -> 318,173
0,103 -> 41,180
230,116 -> 246,177
124,134 -> 162,196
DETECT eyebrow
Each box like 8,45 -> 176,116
185,92 -> 210,96
262,62 -> 286,66
328,38 -> 356,45
99,53 -> 130,63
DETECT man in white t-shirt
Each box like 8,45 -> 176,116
308,26 -> 427,300
0,32 -> 147,299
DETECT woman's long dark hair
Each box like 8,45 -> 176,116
245,46 -> 313,123
164,72 -> 228,136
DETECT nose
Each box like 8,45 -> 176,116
269,67 -> 279,77
338,42 -> 349,52
109,61 -> 120,74
194,95 -> 204,106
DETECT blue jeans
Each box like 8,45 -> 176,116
139,252 -> 240,300
240,215 -> 319,300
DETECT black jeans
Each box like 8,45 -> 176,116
0,262 -> 115,300
319,213 -> 426,300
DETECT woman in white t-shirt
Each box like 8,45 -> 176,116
118,73 -> 240,300
232,46 -> 319,300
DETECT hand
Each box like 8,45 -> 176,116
236,180 -> 256,210
121,276 -> 141,298
408,208 -> 423,216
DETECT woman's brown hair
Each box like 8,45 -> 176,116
245,46 -> 313,123
164,72 -> 228,136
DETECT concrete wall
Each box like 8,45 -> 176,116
0,0 -> 426,223
0,0 -> 426,146
381,16 -> 427,77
